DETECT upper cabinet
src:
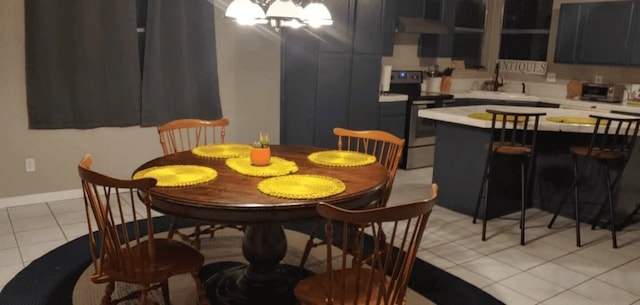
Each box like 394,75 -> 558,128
382,0 -> 398,56
554,1 -> 639,66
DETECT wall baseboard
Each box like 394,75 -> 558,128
0,189 -> 84,209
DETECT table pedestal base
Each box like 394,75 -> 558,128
203,263 -> 312,305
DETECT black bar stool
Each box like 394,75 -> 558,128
548,114 -> 640,248
473,109 -> 546,245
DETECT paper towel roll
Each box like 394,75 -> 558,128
380,65 -> 392,92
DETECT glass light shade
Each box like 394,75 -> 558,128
225,0 -> 267,25
265,0 -> 302,20
302,2 -> 333,28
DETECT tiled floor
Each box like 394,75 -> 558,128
2,167 -> 640,304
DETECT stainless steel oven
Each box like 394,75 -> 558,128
389,70 -> 453,169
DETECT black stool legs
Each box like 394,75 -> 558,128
473,154 -> 532,246
548,156 -> 619,248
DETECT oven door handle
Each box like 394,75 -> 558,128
412,100 -> 436,105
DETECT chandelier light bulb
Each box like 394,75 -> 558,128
226,0 -> 333,29
302,2 -> 333,28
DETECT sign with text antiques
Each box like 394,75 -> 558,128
498,60 -> 547,75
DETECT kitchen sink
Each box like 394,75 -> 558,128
468,90 -> 540,102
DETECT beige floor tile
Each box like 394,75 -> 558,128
0,247 -> 22,267
528,262 -> 590,289
416,250 -> 456,270
489,247 -> 547,271
444,265 -> 494,289
452,234 -> 512,255
60,222 -> 90,240
517,238 -> 572,261
54,210 -> 87,225
0,221 -> 12,235
11,214 -> 58,233
430,223 -> 476,243
8,203 -> 52,220
482,283 -> 538,305
15,226 -> 65,247
19,239 -> 67,262
574,241 -> 634,269
499,272 -> 566,301
571,279 -> 640,305
540,290 -> 603,305
553,253 -> 612,277
461,256 -> 521,282
0,263 -> 24,287
596,258 -> 640,296
48,198 -> 85,215
0,233 -> 17,250
428,241 -> 484,265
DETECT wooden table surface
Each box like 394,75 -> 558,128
135,144 -> 388,224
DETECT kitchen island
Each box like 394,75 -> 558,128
419,105 -> 640,227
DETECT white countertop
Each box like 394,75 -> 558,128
418,105 -> 638,133
378,93 -> 408,103
451,90 -> 640,114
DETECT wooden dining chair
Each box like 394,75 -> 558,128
294,184 -> 438,305
547,114 -> 640,248
78,154 -> 210,305
299,127 -> 405,267
472,109 -> 546,245
157,118 -> 240,249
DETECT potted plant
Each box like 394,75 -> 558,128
250,132 -> 271,166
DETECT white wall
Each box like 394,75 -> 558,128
0,1 -> 281,204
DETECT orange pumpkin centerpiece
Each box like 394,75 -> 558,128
250,132 -> 271,166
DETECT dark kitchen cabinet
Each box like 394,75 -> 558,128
349,55 -> 382,131
354,0 -> 385,54
281,0 -> 388,148
382,0 -> 398,56
630,2 -> 640,66
418,0 -> 456,57
555,1 -> 637,66
318,0 -> 354,53
397,0 -> 424,17
554,3 -> 581,63
379,101 -> 407,138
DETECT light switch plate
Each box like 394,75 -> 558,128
546,72 -> 556,83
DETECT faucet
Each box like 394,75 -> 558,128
492,62 -> 503,91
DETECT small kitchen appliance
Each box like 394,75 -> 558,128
580,83 -> 626,103
388,70 -> 454,169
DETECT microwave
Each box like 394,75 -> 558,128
580,83 -> 626,103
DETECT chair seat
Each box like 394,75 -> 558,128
493,143 -> 532,155
93,239 -> 204,284
570,146 -> 625,160
295,268 -> 387,305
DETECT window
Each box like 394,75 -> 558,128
499,0 -> 553,61
449,0 -> 553,70
452,0 -> 486,69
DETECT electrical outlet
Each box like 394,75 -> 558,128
595,75 -> 603,84
546,72 -> 556,83
25,158 -> 36,172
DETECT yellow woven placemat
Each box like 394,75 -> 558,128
257,174 -> 346,199
546,116 -> 599,125
192,144 -> 252,159
307,150 -> 376,167
225,157 -> 299,177
133,165 -> 217,187
468,113 -> 526,122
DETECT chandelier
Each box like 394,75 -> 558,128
225,0 -> 333,30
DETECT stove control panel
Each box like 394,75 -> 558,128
390,71 -> 422,84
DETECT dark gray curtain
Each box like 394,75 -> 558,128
141,0 -> 223,126
25,0 -> 222,129
25,0 -> 141,129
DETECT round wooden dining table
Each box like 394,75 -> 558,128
134,144 -> 388,305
